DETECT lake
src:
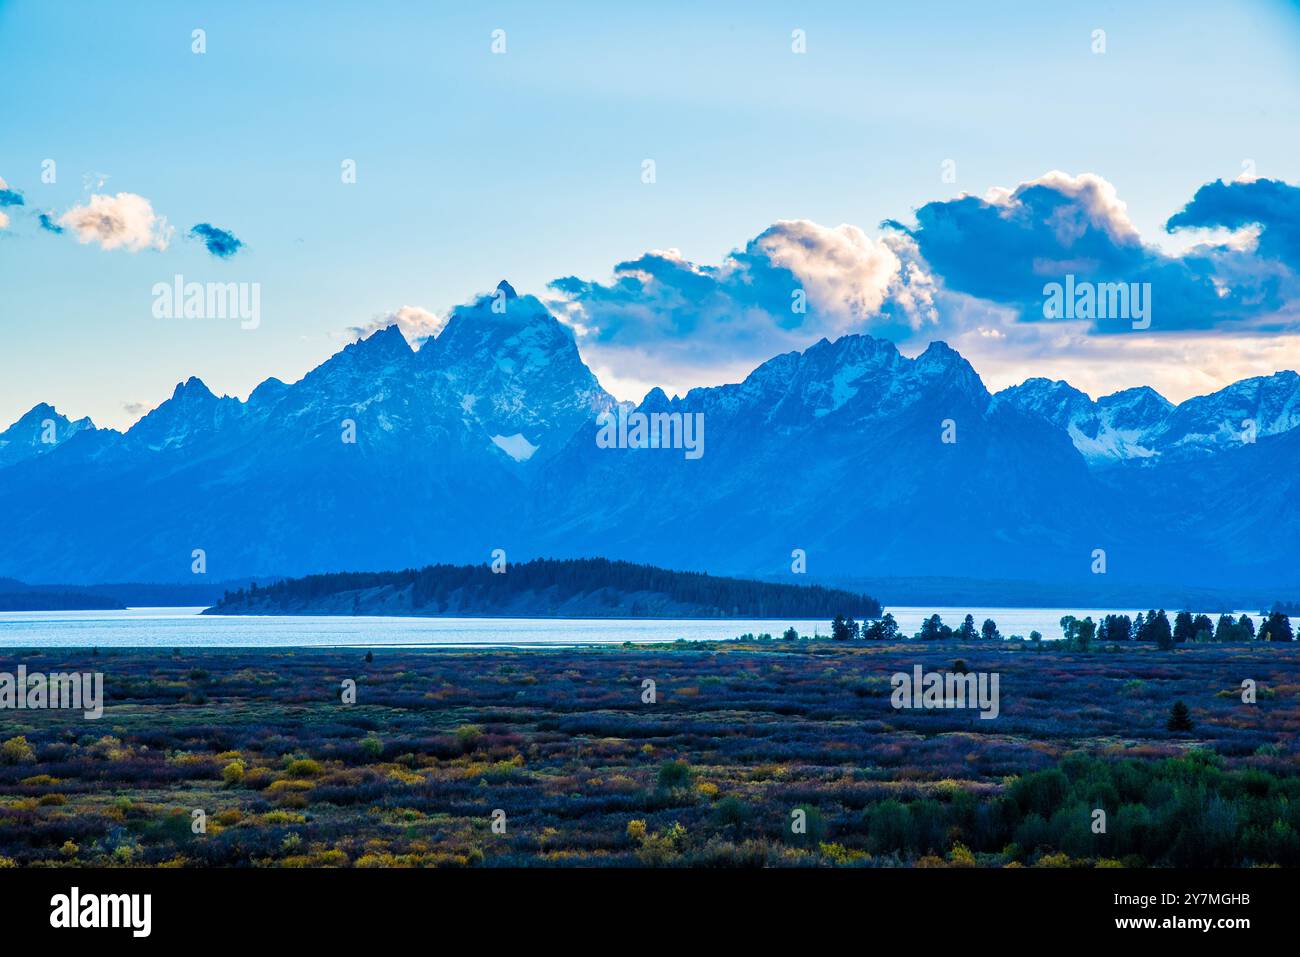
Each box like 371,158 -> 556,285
0,606 -> 1260,648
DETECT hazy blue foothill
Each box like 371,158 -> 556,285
0,289 -> 1297,597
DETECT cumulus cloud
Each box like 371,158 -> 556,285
1167,178 -> 1300,270
57,192 -> 171,252
530,171 -> 1300,402
544,219 -> 940,392
346,306 -> 446,346
188,222 -> 243,259
885,170 -> 1295,333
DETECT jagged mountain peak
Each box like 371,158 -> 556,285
914,338 -> 976,374
170,376 -> 217,401
3,319 -> 1300,589
1007,376 -> 1086,397
1099,384 -> 1171,408
1162,367 -> 1300,453
640,386 -> 671,408
17,401 -> 58,421
347,323 -> 414,358
993,378 -> 1093,418
7,401 -> 94,428
248,376 -> 289,405
0,402 -> 96,470
122,375 -> 245,452
996,365 -> 1300,466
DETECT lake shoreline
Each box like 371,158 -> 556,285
0,606 -> 1269,648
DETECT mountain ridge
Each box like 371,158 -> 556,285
2,284 -> 1297,592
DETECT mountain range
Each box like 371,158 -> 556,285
2,280 -> 1296,596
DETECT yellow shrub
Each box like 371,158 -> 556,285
1,736 -> 35,765
947,843 -> 978,867
261,810 -> 306,825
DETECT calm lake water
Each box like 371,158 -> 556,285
0,606 -> 1260,648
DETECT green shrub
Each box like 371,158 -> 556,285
657,760 -> 693,790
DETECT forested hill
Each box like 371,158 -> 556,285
204,558 -> 882,619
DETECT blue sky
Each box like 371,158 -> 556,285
3,0 -> 1300,430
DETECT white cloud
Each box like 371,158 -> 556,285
57,192 -> 172,252
752,220 -> 901,328
346,305 -> 445,346
986,170 -> 1140,245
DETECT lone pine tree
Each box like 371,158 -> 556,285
1167,700 -> 1194,732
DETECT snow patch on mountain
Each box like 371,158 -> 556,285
491,433 -> 539,462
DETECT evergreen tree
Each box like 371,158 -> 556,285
1151,610 -> 1174,650
831,614 -> 851,641
958,614 -> 978,641
1166,700 -> 1194,732
981,618 -> 1001,641
1239,614 -> 1256,640
1101,614 -> 1132,643
919,614 -> 951,641
1213,614 -> 1235,643
863,613 -> 899,641
1173,611 -> 1195,644
1261,611 -> 1294,642
1074,616 -> 1096,652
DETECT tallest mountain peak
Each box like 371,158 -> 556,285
496,279 -> 519,301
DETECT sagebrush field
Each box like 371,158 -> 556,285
0,639 -> 1296,867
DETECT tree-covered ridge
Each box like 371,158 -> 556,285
0,591 -> 125,611
208,557 -> 882,619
